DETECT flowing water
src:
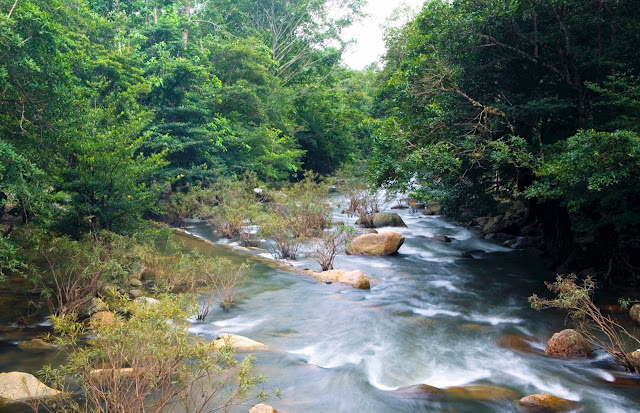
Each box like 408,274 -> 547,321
180,206 -> 640,412
2,205 -> 640,412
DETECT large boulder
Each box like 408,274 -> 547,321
545,329 -> 592,358
518,393 -> 581,412
249,404 -> 277,413
629,303 -> 640,323
212,334 -> 267,351
311,269 -> 371,289
444,384 -> 519,401
357,212 -> 407,228
346,232 -> 404,256
0,372 -> 61,402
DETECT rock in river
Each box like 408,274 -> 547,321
17,338 -> 56,351
444,384 -> 520,401
545,329 -> 592,359
345,232 -> 404,256
356,212 -> 407,228
0,371 -> 61,402
518,393 -> 581,412
310,269 -> 371,289
212,334 -> 267,351
249,404 -> 277,413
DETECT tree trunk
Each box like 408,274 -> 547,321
540,200 -> 573,268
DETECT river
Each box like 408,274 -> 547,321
1,204 -> 639,412
179,204 -> 640,412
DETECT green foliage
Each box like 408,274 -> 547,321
33,296 -> 268,413
369,0 -> 640,275
527,130 -> 640,231
209,178 -> 264,245
260,172 -> 330,259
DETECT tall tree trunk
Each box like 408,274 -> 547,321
540,200 -> 573,268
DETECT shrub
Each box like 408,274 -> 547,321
29,296 -> 271,413
209,179 -> 263,245
34,236 -> 126,316
309,223 -> 356,271
530,274 -> 640,373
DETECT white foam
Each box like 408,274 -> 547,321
428,280 -> 461,293
413,307 -> 461,317
467,314 -> 523,325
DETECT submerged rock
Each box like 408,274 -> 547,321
212,334 -> 267,351
356,212 -> 407,228
249,403 -> 277,413
545,329 -> 592,359
431,234 -> 452,242
345,232 -> 404,256
17,338 -> 56,350
310,269 -> 371,289
392,384 -> 445,400
518,393 -> 581,412
444,384 -> 520,401
496,334 -> 542,355
0,371 -> 61,402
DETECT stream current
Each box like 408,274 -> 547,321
1,205 -> 639,412
181,206 -> 640,412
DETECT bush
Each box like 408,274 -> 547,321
530,274 -> 640,373
209,179 -> 263,245
33,236 -> 128,315
259,172 -> 331,260
29,296 -> 271,413
309,223 -> 356,271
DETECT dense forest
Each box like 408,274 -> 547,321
371,0 -> 640,284
0,0 -> 373,273
2,0 -> 640,411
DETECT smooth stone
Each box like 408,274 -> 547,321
129,278 -> 143,287
518,393 -> 581,412
356,212 -> 407,228
545,329 -> 592,359
134,296 -> 159,306
249,403 -> 277,413
17,338 -> 56,350
310,269 -> 371,290
345,232 -> 404,256
431,234 -> 451,242
0,372 -> 61,402
444,384 -> 520,401
129,289 -> 142,298
212,334 -> 267,351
